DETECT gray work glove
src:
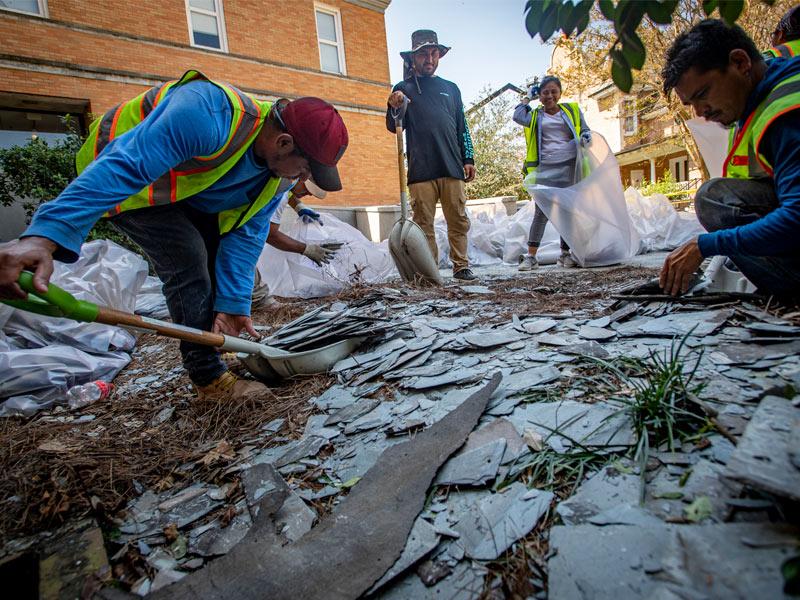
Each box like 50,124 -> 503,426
303,243 -> 337,265
580,131 -> 592,146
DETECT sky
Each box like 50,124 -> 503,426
383,0 -> 554,107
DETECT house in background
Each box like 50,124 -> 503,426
0,0 -> 397,221
580,81 -> 701,189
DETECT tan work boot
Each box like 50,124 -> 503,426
195,371 -> 268,401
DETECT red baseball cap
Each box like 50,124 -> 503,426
280,97 -> 348,192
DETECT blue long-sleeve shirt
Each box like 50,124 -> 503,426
24,81 -> 283,315
698,57 -> 800,258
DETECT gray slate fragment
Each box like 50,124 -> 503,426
556,463 -> 640,525
578,325 -> 616,341
510,400 -> 634,453
725,395 -> 800,501
634,309 -> 733,337
189,501 -> 252,557
562,341 -> 610,359
521,318 -> 558,334
377,561 -> 487,600
324,397 -> 381,426
240,463 -> 290,518
463,329 -> 525,349
146,375 -> 503,600
452,483 -> 554,560
273,492 -> 316,542
435,439 -> 506,486
461,418 -> 528,465
459,285 -> 494,295
502,365 -> 561,395
275,436 -> 327,468
369,517 -> 440,593
402,367 -> 485,390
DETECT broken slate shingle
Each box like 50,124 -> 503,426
435,439 -> 506,486
451,483 -> 554,560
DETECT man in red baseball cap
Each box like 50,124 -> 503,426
0,70 -> 348,401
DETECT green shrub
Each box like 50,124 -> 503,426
0,119 -> 144,257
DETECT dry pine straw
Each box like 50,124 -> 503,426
0,267 -> 656,545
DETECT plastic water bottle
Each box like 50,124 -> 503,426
66,381 -> 113,410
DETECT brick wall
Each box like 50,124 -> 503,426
0,1 -> 397,205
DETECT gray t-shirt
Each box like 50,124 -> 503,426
539,111 -> 577,164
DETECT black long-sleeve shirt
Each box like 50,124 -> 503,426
385,75 -> 474,185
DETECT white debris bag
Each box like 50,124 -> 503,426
625,188 -> 706,252
434,205 -> 508,268
686,117 -> 729,179
0,239 -> 149,416
257,211 -> 398,298
500,200 -> 563,266
523,134 -> 639,267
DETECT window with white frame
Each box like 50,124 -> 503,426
622,98 -> 638,136
315,4 -> 346,75
186,0 -> 228,52
0,0 -> 48,16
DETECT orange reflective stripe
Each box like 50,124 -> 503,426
722,110 -> 757,177
94,103 -> 123,158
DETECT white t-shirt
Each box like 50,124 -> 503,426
539,110 -> 577,164
270,192 -> 290,225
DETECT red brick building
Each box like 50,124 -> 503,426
0,0 -> 397,207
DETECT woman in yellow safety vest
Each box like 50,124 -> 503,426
512,75 -> 592,271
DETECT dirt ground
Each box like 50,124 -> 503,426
0,264 -> 663,594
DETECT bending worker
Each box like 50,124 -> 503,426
513,75 -> 591,270
660,20 -> 800,299
0,69 -> 348,401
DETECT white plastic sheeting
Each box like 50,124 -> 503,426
0,240 -> 147,417
686,117 -> 729,179
625,188 -> 706,252
523,135 -> 640,267
257,211 -> 398,298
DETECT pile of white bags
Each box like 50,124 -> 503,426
0,240 -> 147,416
625,188 -> 705,252
257,211 -> 398,298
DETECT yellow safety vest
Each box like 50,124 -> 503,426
763,39 -> 800,60
723,71 -> 800,179
76,69 -> 290,234
521,102 -> 588,180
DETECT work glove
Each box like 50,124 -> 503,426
294,201 -> 323,225
580,131 -> 592,147
303,243 -> 339,265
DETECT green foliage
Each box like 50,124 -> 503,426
0,119 -> 143,256
0,129 -> 82,220
638,170 -> 682,196
524,0 -> 775,92
465,86 -> 527,200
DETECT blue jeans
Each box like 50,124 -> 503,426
110,204 -> 227,386
695,177 -> 800,297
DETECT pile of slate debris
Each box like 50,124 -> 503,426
3,276 -> 800,599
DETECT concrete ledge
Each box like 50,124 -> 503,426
310,196 -> 522,243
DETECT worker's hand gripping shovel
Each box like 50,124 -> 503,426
386,95 -> 442,286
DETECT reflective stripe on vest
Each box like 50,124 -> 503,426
723,72 -> 800,179
75,69 -> 286,233
763,38 -> 800,59
521,102 -> 582,175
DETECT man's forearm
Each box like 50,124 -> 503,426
267,228 -> 306,254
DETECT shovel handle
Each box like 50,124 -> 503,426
7,271 -> 285,357
392,96 -> 410,221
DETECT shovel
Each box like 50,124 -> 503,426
3,271 -> 363,381
387,96 -> 443,286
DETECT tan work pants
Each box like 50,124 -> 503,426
408,177 -> 470,272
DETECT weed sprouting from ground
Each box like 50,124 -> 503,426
592,333 -> 708,498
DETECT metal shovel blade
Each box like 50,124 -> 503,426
388,217 -> 443,286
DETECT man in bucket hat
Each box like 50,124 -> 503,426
386,30 -> 478,281
0,70 -> 348,401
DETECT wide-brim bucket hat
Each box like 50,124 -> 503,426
400,29 -> 451,62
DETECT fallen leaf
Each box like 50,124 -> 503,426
200,440 -> 236,466
684,496 -> 713,522
522,428 -> 544,451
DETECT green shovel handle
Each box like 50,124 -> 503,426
1,271 -> 99,322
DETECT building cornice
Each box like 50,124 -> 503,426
344,0 -> 391,13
